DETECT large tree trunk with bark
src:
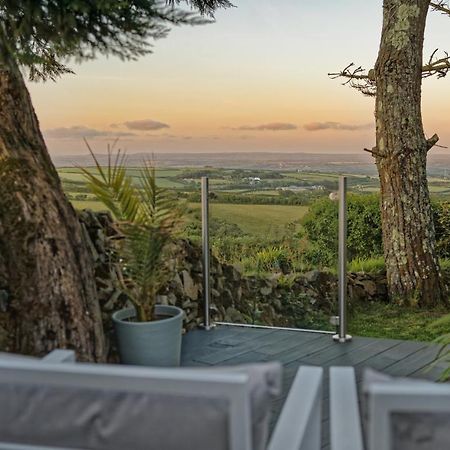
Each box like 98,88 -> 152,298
374,0 -> 445,306
0,65 -> 106,361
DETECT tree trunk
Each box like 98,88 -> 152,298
0,65 -> 106,361
374,0 -> 445,306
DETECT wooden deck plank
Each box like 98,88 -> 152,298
253,331 -> 325,356
384,343 -> 441,377
181,325 -> 441,450
182,327 -> 276,364
269,335 -> 336,365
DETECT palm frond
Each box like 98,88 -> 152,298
79,142 -> 140,222
81,147 -> 184,321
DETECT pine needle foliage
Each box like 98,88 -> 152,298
80,143 -> 184,322
0,0 -> 230,81
167,0 -> 234,16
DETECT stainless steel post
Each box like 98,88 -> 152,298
201,177 -> 212,330
333,176 -> 352,343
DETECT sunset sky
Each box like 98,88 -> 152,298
27,0 -> 450,155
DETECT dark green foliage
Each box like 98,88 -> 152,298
177,168 -> 225,180
302,195 -> 450,268
0,0 -> 228,80
184,209 -> 244,242
301,194 -> 383,267
167,0 -> 233,16
434,202 -> 450,259
278,290 -> 331,330
185,191 -> 324,206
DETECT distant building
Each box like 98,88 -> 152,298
244,177 -> 261,185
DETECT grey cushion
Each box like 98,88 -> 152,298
362,369 -> 450,450
0,362 -> 282,450
0,383 -> 230,450
204,362 -> 282,450
0,352 -> 38,361
391,411 -> 450,450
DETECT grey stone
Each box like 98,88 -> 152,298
157,295 -> 169,306
304,270 -> 320,283
182,270 -> 199,301
260,286 -> 272,296
167,292 -> 178,306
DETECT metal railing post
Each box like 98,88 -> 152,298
201,177 -> 212,330
333,176 -> 352,343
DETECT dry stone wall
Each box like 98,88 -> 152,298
0,209 -> 392,357
78,210 -> 390,358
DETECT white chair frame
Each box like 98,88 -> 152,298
368,381 -> 450,450
329,366 -> 450,450
0,351 -> 323,450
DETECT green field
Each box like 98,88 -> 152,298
64,165 -> 450,239
71,198 -> 308,237
189,203 -> 308,236
58,167 -> 187,189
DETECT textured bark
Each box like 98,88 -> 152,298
374,0 -> 445,306
0,65 -> 106,361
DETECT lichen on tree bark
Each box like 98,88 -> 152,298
375,0 -> 445,306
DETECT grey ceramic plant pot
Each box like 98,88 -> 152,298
112,305 -> 184,367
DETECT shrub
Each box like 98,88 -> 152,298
434,202 -> 450,259
301,194 -> 383,267
254,246 -> 291,273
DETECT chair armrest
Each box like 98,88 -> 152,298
329,367 -> 364,450
41,349 -> 76,363
268,366 -> 323,450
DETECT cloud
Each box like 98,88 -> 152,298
303,121 -> 373,132
230,122 -> 298,131
109,123 -> 119,129
124,119 -> 170,131
44,126 -> 135,139
146,133 -> 178,139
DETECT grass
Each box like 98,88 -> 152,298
189,203 -> 308,236
70,199 -> 309,238
71,199 -> 107,211
348,256 -> 385,273
348,302 -> 448,342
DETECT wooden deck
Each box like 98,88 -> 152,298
181,325 -> 446,450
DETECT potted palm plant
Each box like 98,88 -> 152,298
81,147 -> 185,366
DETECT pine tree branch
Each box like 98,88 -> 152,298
422,49 -> 450,78
328,63 -> 376,97
331,50 -> 450,96
430,1 -> 450,17
426,133 -> 440,151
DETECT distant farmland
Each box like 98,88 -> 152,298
70,198 -> 307,238
61,166 -> 450,240
190,203 -> 308,236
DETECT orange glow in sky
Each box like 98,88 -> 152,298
27,0 -> 450,155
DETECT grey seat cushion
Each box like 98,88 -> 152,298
204,362 -> 282,450
0,352 -> 38,361
0,361 -> 282,450
362,368 -> 450,450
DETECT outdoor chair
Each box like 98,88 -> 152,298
0,350 -> 323,450
329,366 -> 450,450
